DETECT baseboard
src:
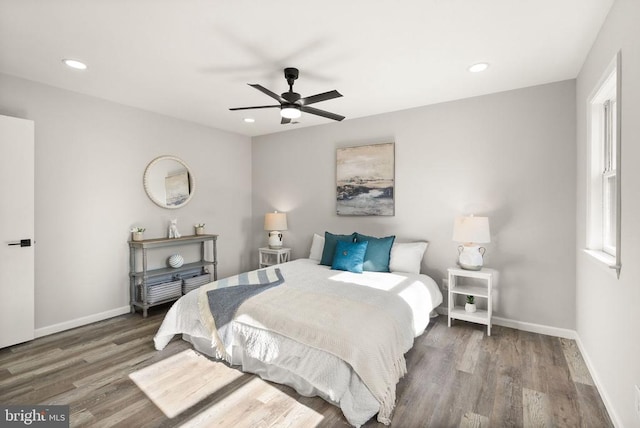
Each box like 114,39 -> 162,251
492,316 -> 577,339
435,307 -> 576,339
35,306 -> 131,338
574,335 -> 622,428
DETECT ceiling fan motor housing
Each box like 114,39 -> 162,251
282,92 -> 301,103
284,67 -> 299,83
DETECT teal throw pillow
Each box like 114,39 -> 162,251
331,240 -> 368,273
354,233 -> 396,272
320,231 -> 356,266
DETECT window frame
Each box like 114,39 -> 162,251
586,51 -> 622,278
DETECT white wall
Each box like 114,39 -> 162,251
252,80 -> 577,329
0,73 -> 253,332
575,0 -> 640,426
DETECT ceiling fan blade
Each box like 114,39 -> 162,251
229,105 -> 280,111
300,105 -> 345,121
249,84 -> 286,103
300,90 -> 343,106
281,117 -> 291,125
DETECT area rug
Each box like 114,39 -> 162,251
129,348 -> 244,418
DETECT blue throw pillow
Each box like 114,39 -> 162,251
320,232 -> 356,266
331,240 -> 368,273
354,233 -> 396,272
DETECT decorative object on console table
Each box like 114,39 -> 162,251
453,215 -> 490,270
129,234 -> 218,317
168,218 -> 181,238
194,223 -> 205,235
264,211 -> 287,249
168,254 -> 184,268
259,247 -> 291,268
447,267 -> 493,336
131,227 -> 145,241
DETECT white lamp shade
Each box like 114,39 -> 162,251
264,212 -> 288,231
453,216 -> 490,244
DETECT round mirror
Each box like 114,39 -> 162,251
143,155 -> 195,209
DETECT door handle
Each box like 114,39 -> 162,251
8,239 -> 31,247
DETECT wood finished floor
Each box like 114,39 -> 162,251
0,306 -> 613,428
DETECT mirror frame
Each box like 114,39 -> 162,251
143,155 -> 195,209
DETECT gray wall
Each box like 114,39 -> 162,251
575,0 -> 640,426
252,80 -> 577,329
0,73 -> 253,331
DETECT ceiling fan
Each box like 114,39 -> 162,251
229,67 -> 345,124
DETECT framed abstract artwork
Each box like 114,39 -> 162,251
336,142 -> 395,216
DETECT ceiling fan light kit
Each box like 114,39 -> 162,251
230,67 -> 345,124
280,106 -> 301,119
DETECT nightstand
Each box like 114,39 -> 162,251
447,267 -> 494,336
259,247 -> 291,268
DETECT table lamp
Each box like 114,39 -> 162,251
453,215 -> 490,270
264,211 -> 288,249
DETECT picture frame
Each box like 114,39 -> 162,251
336,142 -> 395,216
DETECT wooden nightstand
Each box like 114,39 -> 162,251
259,247 -> 291,268
447,267 -> 494,336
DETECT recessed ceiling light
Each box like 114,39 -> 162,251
243,118 -> 255,123
62,59 -> 87,70
468,62 -> 489,73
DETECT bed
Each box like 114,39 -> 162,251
154,241 -> 442,427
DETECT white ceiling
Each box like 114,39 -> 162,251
0,0 -> 613,137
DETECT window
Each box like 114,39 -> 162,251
587,51 -> 621,277
602,98 -> 617,255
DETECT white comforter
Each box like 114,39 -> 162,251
154,259 -> 442,427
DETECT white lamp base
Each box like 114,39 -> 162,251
268,231 -> 283,249
457,244 -> 486,270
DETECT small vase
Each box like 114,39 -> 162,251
132,231 -> 144,241
465,303 -> 477,313
195,226 -> 205,236
168,254 -> 184,268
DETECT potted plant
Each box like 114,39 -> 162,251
131,227 -> 145,241
194,223 -> 205,236
465,295 -> 477,313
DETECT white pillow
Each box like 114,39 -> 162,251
389,242 -> 428,274
308,233 -> 325,262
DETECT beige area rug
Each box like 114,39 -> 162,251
129,349 -> 325,426
129,349 -> 245,418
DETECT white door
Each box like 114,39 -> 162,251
0,115 -> 35,348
